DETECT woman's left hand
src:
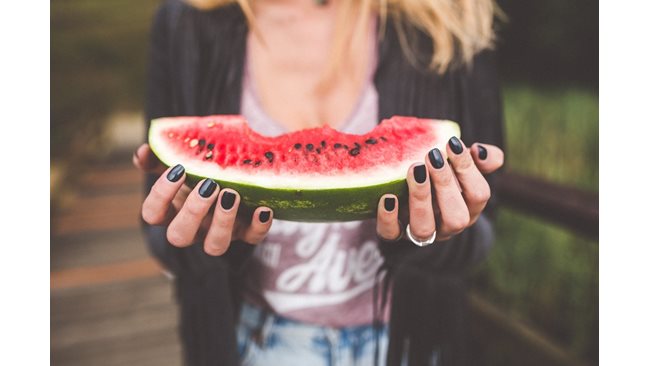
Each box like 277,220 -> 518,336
376,137 -> 504,243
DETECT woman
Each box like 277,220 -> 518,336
133,0 -> 505,365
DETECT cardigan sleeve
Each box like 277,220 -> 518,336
140,4 -> 250,365
378,49 -> 504,272
141,0 -> 179,273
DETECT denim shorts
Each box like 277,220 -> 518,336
236,301 -> 389,366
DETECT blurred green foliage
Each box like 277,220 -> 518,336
472,85 -> 598,363
501,86 -> 598,192
51,0 -> 598,364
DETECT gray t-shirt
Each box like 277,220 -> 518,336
239,42 -> 388,327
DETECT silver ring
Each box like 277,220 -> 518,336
405,224 -> 436,247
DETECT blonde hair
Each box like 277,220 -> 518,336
187,0 -> 498,76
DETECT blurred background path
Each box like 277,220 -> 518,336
51,119 -> 182,366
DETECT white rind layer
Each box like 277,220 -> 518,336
149,118 -> 460,190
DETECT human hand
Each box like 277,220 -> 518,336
376,137 -> 504,243
133,143 -> 274,255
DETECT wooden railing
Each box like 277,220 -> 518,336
468,171 -> 598,366
495,172 -> 598,241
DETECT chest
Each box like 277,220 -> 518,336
245,11 -> 375,131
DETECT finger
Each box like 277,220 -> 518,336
166,179 -> 220,247
406,163 -> 436,240
426,148 -> 470,236
470,143 -> 504,174
239,207 -> 274,245
141,164 -> 186,225
376,194 -> 401,241
133,143 -> 166,174
446,137 -> 491,223
204,189 -> 241,256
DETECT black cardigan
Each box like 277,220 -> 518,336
142,2 -> 504,365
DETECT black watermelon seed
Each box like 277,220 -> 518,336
207,143 -> 215,150
365,138 -> 377,145
320,141 -> 326,148
334,143 -> 342,149
254,160 -> 262,167
294,143 -> 302,150
349,147 -> 361,156
306,143 -> 314,151
243,159 -> 252,165
198,139 -> 206,147
380,136 -> 388,142
344,145 -> 349,150
264,151 -> 274,162
354,142 -> 361,149
316,148 -> 321,154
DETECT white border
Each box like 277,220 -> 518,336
600,1 -> 650,363
1,1 -> 50,364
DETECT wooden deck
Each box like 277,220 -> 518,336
51,157 -> 182,365
50,154 -> 592,366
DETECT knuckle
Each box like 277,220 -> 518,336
411,225 -> 435,240
166,229 -> 189,247
376,219 -> 400,240
206,233 -> 232,254
378,213 -> 395,228
243,231 -> 264,245
433,171 -> 454,187
410,186 -> 431,201
215,215 -> 236,232
377,228 -> 400,241
410,205 -> 431,221
466,182 -> 491,204
444,211 -> 470,234
183,199 -> 207,218
454,154 -> 474,172
141,206 -> 162,225
148,186 -> 168,202
205,242 -> 228,256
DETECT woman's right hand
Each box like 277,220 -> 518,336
133,143 -> 274,256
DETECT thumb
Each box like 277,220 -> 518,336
132,143 -> 166,174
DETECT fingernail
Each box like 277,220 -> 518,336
199,179 -> 218,198
414,164 -> 427,184
259,210 -> 271,223
449,137 -> 463,155
478,145 -> 488,160
384,197 -> 396,212
428,148 -> 445,169
221,191 -> 236,210
167,164 -> 185,182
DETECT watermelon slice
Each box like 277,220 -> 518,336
148,115 -> 460,222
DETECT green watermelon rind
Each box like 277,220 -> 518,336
183,172 -> 408,222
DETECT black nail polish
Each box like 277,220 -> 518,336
259,210 -> 271,223
449,137 -> 463,155
384,197 -> 396,212
199,179 -> 218,198
478,145 -> 488,160
414,164 -> 427,184
221,191 -> 236,210
167,164 -> 185,182
428,148 -> 445,169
